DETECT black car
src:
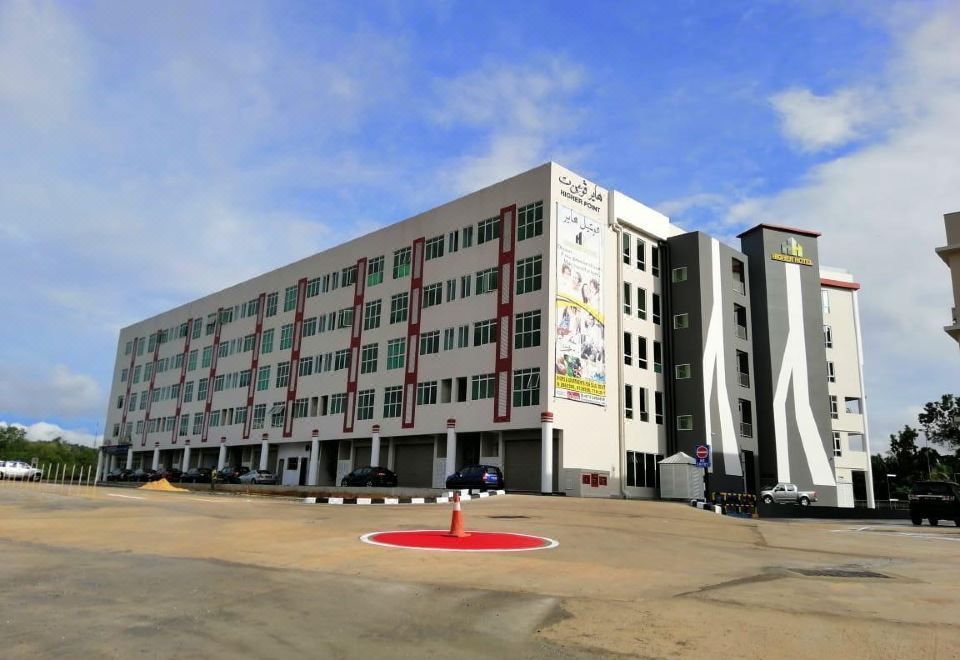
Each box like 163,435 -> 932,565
340,466 -> 398,488
105,468 -> 135,482
218,466 -> 250,484
180,467 -> 214,484
909,480 -> 960,526
149,467 -> 183,482
130,468 -> 156,482
445,465 -> 504,491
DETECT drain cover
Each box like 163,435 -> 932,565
791,568 -> 889,579
487,515 -> 531,519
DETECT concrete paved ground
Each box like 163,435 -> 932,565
1,481 -> 958,659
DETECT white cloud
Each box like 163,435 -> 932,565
770,87 -> 873,152
0,0 -> 90,129
655,192 -> 730,219
0,420 -> 101,448
433,57 -> 586,193
731,5 -> 960,451
0,364 -> 104,419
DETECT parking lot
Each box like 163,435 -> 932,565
1,481 -> 959,659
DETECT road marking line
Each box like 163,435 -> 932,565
106,493 -> 146,500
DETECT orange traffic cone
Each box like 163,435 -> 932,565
447,492 -> 469,538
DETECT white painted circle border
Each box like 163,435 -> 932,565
359,529 -> 559,552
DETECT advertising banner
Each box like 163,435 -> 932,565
554,203 -> 606,406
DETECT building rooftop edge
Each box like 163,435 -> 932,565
736,223 -> 822,239
820,278 -> 861,291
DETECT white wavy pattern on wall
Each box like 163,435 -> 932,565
772,264 -> 836,486
702,239 -> 742,477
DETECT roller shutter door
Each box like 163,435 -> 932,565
503,438 -> 541,491
393,442 -> 433,487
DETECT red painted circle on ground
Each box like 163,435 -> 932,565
362,530 -> 557,552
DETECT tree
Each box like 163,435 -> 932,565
918,394 -> 960,453
0,425 -> 97,471
888,425 -> 919,464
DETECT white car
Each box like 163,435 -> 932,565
0,461 -> 43,481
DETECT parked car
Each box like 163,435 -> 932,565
0,460 -> 43,481
909,480 -> 960,526
340,466 -> 398,488
445,465 -> 504,491
105,468 -> 135,482
759,483 -> 817,506
238,469 -> 278,485
149,467 -> 183,482
130,468 -> 156,482
218,466 -> 250,484
180,467 -> 214,484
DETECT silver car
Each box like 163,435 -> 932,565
238,469 -> 277,485
760,483 -> 817,506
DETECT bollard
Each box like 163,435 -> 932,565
70,465 -> 76,486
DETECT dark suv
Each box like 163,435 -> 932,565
909,481 -> 960,526
445,465 -> 504,491
340,467 -> 398,487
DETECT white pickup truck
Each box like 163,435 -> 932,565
0,460 -> 43,481
760,483 -> 817,506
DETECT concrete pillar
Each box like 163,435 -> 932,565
370,424 -> 381,468
125,447 -> 134,470
259,433 -> 269,471
182,442 -> 191,471
445,418 -> 457,475
541,412 -> 554,494
152,445 -> 160,470
95,450 -> 104,482
217,438 -> 227,471
308,429 -> 320,486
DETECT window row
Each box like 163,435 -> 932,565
621,233 -> 660,276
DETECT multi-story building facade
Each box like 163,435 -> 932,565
820,267 -> 875,507
98,162 -> 873,506
937,211 -> 960,346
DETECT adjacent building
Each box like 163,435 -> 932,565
937,211 -> 960,347
98,162 -> 874,506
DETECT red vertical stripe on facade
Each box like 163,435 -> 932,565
343,259 -> 367,433
402,238 -> 425,429
140,334 -> 162,446
283,278 -> 308,437
493,204 -> 517,423
200,308 -> 224,443
243,293 -> 267,440
170,319 -> 194,444
119,336 -> 140,441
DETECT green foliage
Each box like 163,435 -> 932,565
0,425 -> 97,471
873,420 -> 959,501
918,394 -> 960,452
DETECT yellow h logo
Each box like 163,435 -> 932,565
781,237 -> 803,257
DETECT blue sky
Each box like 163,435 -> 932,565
1,0 -> 958,449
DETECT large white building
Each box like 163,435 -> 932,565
99,163 -> 874,505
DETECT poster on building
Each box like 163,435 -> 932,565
554,203 -> 606,406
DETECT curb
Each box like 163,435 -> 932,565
305,489 -> 507,505
690,499 -> 758,518
691,499 -> 723,515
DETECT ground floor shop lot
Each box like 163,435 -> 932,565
121,428 -> 553,489
1,483 -> 958,659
